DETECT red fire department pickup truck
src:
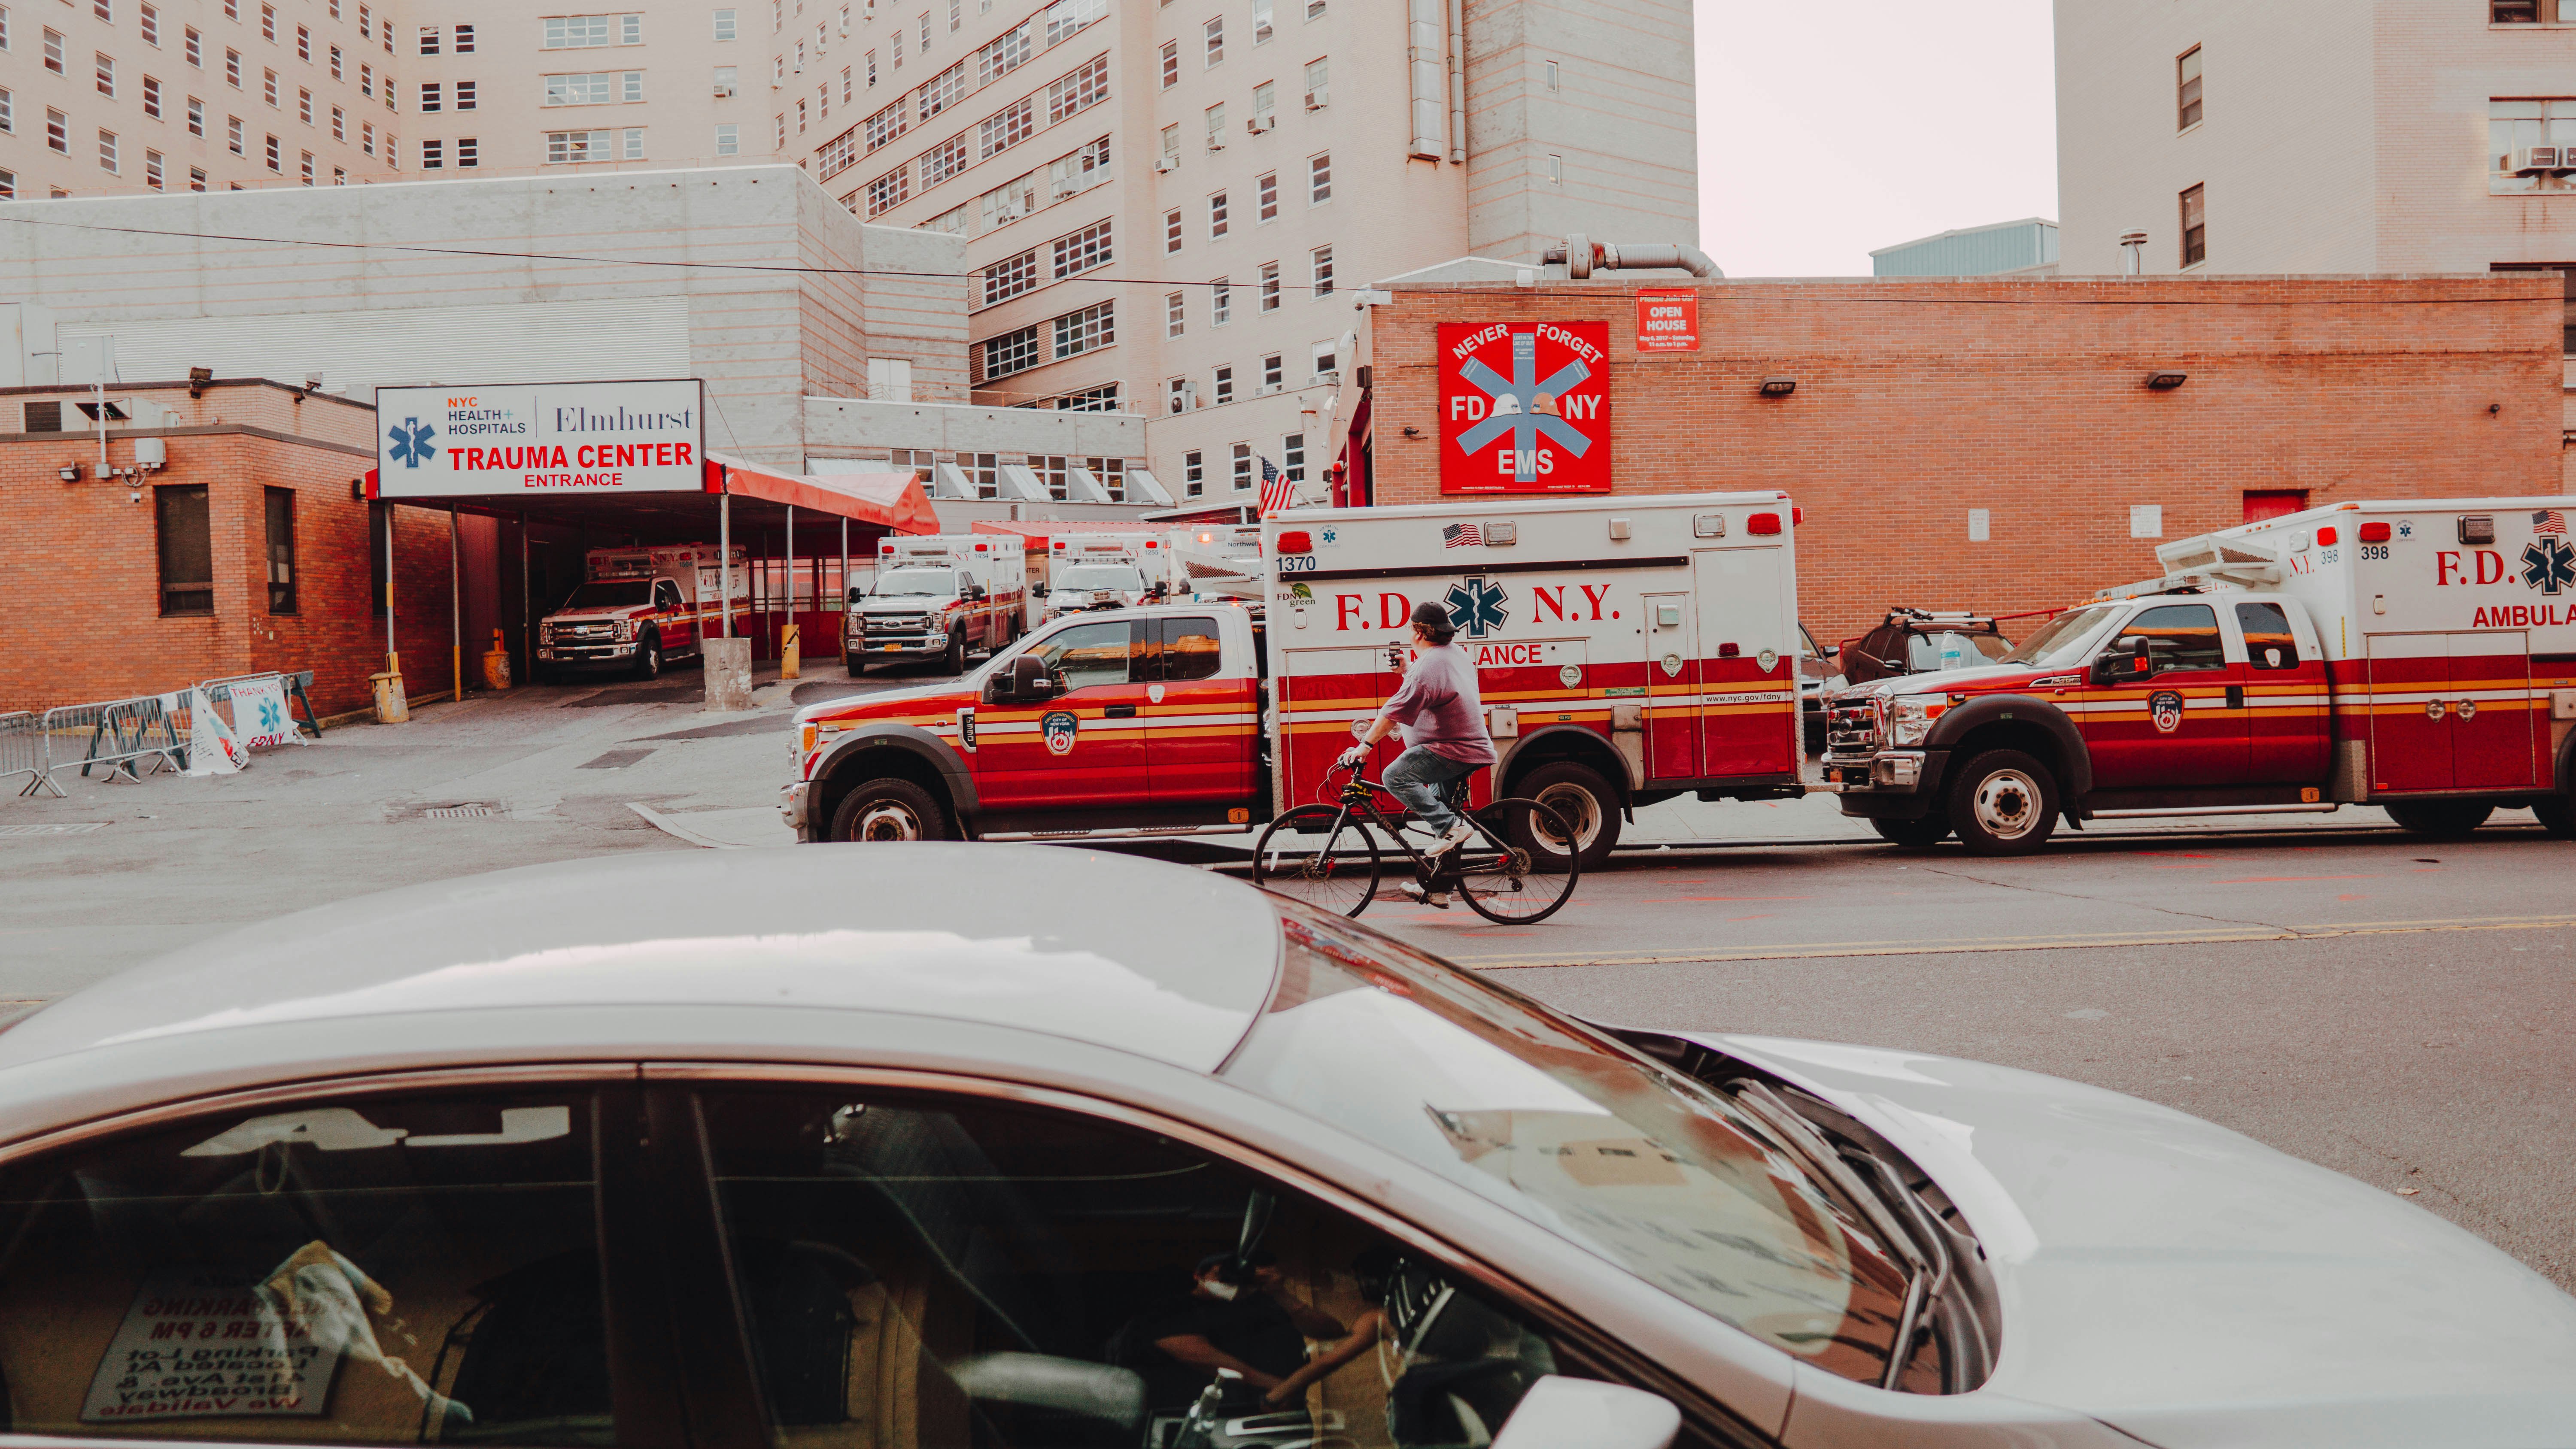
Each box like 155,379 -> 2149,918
781,492 -> 1807,861
1826,497 -> 2576,853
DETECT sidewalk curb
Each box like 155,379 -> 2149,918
626,801 -> 739,849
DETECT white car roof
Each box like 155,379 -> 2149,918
0,846 -> 1284,1076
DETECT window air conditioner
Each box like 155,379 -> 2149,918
1052,179 -> 1080,198
2513,144 -> 2567,176
714,82 -> 735,97
1154,155 -> 1177,172
1246,114 -> 1275,133
1303,91 -> 1327,110
1205,136 -> 1225,151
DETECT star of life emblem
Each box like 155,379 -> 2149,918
1444,576 -> 1510,639
388,417 -> 438,468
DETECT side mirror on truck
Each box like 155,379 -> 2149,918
963,583 -> 987,601
989,655 -> 1057,704
1031,581 -> 1050,597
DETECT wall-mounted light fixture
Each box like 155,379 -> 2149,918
57,464 -> 81,482
186,366 -> 213,399
1401,425 -> 1422,438
2145,370 -> 2189,390
1758,376 -> 1797,397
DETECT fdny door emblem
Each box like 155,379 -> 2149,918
1042,710 -> 1080,756
1148,684 -> 1166,704
2149,690 -> 2185,734
1659,653 -> 1684,678
1558,664 -> 1582,687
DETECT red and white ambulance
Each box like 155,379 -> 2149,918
781,491 -> 1805,864
536,544 -> 746,682
1036,534 -> 1171,623
1826,497 -> 2576,852
846,534 -> 1028,675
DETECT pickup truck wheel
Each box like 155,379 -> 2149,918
1947,749 -> 2058,856
844,651 -> 865,677
2534,795 -> 2576,840
828,779 -> 953,842
632,632 -> 662,680
1872,816 -> 1952,849
2385,800 -> 2494,838
943,628 -> 967,676
1509,762 -> 1621,871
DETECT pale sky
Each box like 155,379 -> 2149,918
1694,0 -> 2060,277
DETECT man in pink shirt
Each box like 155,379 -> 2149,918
1339,602 -> 1499,885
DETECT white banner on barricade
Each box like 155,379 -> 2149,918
231,677 -> 304,749
185,687 -> 245,776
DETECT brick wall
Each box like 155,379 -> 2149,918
1365,274 -> 2567,642
0,421 -> 456,718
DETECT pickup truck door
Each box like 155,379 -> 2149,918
2080,602 -> 2253,788
974,618 -> 1149,809
1143,614 -> 1257,804
2236,600 -> 2329,780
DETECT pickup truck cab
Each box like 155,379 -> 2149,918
846,537 -> 1024,675
786,604 -> 1262,841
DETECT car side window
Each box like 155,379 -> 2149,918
2236,602 -> 2300,670
1027,620 -> 1136,692
656,581 -> 682,612
0,1087 -> 614,1446
1159,616 -> 1225,682
2114,603 -> 2225,673
696,1086 -> 1564,1449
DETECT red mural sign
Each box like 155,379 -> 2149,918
1437,321 -> 1613,494
1634,289 -> 1699,351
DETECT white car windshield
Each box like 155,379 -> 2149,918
1224,903 -> 1913,1381
871,567 -> 960,597
1055,565 -> 1146,592
558,581 -> 651,610
1997,604 -> 2122,668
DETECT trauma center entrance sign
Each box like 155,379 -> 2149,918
374,379 -> 705,496
1437,321 -> 1612,495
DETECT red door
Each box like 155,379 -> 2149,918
1694,549 -> 1798,780
655,579 -> 696,652
973,618 -> 1148,810
1641,592 -> 1699,782
2366,634 -> 2453,792
2081,602 -> 2252,788
1280,643 -> 1401,807
2448,631 -> 2535,791
2235,601 -> 2327,779
1144,614 -> 1258,804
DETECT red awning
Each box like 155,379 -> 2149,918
708,454 -> 940,536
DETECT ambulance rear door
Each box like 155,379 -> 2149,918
1693,546 -> 1799,779
1277,643 -> 1400,809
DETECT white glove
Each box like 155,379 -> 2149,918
1336,746 -> 1368,770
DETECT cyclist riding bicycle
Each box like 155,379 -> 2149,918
1337,600 -> 1497,908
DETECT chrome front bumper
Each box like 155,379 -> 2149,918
1824,750 -> 1927,793
781,780 -> 813,840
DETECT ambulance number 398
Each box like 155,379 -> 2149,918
2359,544 -> 2390,562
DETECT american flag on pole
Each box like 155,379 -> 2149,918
1443,522 -> 1483,549
1258,457 -> 1297,516
2535,509 -> 2568,536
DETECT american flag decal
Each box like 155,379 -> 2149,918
2534,509 -> 2567,537
1443,522 -> 1484,549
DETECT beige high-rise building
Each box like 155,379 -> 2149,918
2055,0 -> 2576,277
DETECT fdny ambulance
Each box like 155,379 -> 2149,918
780,491 -> 1803,867
1827,497 -> 2576,853
535,544 -> 746,682
846,535 -> 1027,675
1036,534 -> 1170,622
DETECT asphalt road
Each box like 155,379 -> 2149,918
3,666 -> 2571,1290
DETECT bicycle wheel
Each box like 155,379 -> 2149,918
1251,805 -> 1384,918
1448,797 -> 1580,925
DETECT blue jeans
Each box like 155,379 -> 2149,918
1383,746 -> 1480,836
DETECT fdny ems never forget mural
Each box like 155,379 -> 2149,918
374,379 -> 706,497
1438,322 -> 1613,495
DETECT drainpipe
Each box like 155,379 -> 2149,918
1546,233 -> 1725,279
1446,0 -> 1466,165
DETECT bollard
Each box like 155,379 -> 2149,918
703,636 -> 754,712
482,629 -> 513,690
371,670 -> 411,724
782,621 -> 802,680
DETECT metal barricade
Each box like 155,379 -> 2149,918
1,712 -> 46,798
198,670 -> 322,739
35,691 -> 189,791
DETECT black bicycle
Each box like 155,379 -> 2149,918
1250,760 -> 1580,924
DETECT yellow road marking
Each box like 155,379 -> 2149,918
1451,912 -> 2576,969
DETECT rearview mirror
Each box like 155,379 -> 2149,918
1491,1377 -> 1678,1449
1010,655 -> 1056,701
963,583 -> 986,601
1031,582 -> 1050,597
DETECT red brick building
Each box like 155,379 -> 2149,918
0,380 -> 459,718
1358,273 -> 2570,643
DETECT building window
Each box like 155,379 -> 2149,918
418,23 -> 438,55
1544,58 -> 1558,91
185,27 -> 201,66
1215,369 -> 1236,407
0,91 -> 13,134
42,107 -> 67,154
140,3 -> 158,45
1309,244 -> 1333,295
456,136 -> 477,166
2493,0 -> 2563,20
1262,353 -> 1282,389
1165,207 -> 1182,253
142,75 -> 161,117
714,8 -> 737,39
1303,55 -> 1327,107
1309,151 -> 1331,203
2490,98 -> 2576,192
420,80 -> 440,111
919,61 -> 964,120
1205,101 -> 1226,146
1211,278 -> 1230,324
983,247 -> 1039,306
1166,291 -> 1185,337
186,96 -> 203,133
545,72 -> 618,106
1257,170 -> 1277,221
2178,183 -> 2206,267
261,487 -> 296,613
1159,38 -> 1177,87
157,484 -> 213,617
359,120 -> 373,154
1053,299 -> 1113,358
327,43 -> 339,78
454,80 -> 475,109
979,96 -> 1032,158
714,121 -> 738,155
1046,52 -> 1106,122
297,87 -> 310,122
1311,337 -> 1337,379
546,128 -> 611,163
1282,430 -> 1304,481
921,132 -> 967,185
2177,45 -> 2202,130
223,45 -> 237,86
976,20 -> 1030,85
978,324 -> 1042,380
95,51 -> 114,97
188,165 -> 204,189
420,137 -> 441,167
145,148 -> 163,188
298,149 -> 311,182
295,24 -> 308,60
863,99 -> 907,151
330,103 -> 343,137
259,3 -> 273,40
98,129 -> 118,171
1253,0 -> 1273,44
41,27 -> 61,74
1260,260 -> 1280,311
1230,441 -> 1252,488
1203,14 -> 1222,65
1053,218 -> 1111,276
226,113 -> 241,152
22,400 -> 58,430
544,14 -> 616,49
1183,449 -> 1204,496
455,23 -> 474,52
865,162 -> 910,215
1209,189 -> 1228,237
